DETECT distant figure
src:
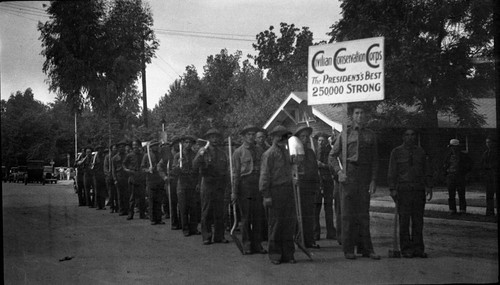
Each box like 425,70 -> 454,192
442,139 -> 473,215
480,136 -> 497,216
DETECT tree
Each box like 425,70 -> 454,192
253,23 -> 315,97
328,0 -> 494,128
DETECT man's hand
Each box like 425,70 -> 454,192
231,193 -> 238,204
337,170 -> 347,183
369,180 -> 377,195
425,187 -> 433,201
389,189 -> 397,203
263,197 -> 272,208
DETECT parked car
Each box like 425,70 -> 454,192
25,160 -> 45,185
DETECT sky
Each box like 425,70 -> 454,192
0,0 -> 341,108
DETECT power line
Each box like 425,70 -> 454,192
156,54 -> 181,77
154,27 -> 255,39
1,3 -> 49,18
3,2 -> 47,14
0,9 -> 40,23
154,29 -> 255,42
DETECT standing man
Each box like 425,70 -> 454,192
82,146 -> 95,208
74,148 -> 87,206
329,104 -> 381,260
388,129 -> 433,258
92,145 -> 107,210
442,139 -> 473,215
142,141 -> 165,225
260,125 -> 296,265
193,128 -> 230,245
480,136 -> 497,216
314,132 -> 336,241
123,139 -> 147,220
104,144 -> 118,213
173,135 -> 200,236
232,125 -> 267,254
294,126 -> 320,249
112,140 -> 130,216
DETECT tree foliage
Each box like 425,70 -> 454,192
328,0 -> 494,128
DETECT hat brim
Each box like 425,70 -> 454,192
240,126 -> 260,135
294,127 -> 313,137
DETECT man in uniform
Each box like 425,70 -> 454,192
442,139 -> 473,214
92,145 -> 107,210
104,144 -> 118,213
388,129 -> 433,258
231,125 -> 267,254
112,140 -> 130,216
329,104 -> 381,260
193,128 -> 230,245
123,139 -> 147,220
74,148 -> 87,206
82,146 -> 95,208
141,140 -> 165,225
173,135 -> 200,236
480,136 -> 497,216
294,126 -> 320,249
260,125 -> 296,265
314,132 -> 336,241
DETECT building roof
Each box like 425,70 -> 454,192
264,92 -> 496,130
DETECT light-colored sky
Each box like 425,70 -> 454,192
1,0 -> 341,108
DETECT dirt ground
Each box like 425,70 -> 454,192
3,181 -> 498,284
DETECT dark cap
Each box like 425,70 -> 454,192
205,128 -> 223,138
294,126 -> 313,137
240,125 -> 260,135
269,125 -> 291,137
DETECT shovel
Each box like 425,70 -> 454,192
388,201 -> 401,258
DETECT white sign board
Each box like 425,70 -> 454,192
307,37 -> 384,105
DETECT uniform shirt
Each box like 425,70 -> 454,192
259,144 -> 293,198
123,151 -> 143,173
141,151 -> 163,185
172,149 -> 197,176
387,144 -> 433,189
193,146 -> 228,178
232,142 -> 264,194
92,153 -> 105,178
103,153 -> 113,177
111,153 -> 126,180
329,125 -> 378,182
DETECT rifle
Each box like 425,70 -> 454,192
228,136 -> 244,254
288,136 -> 313,260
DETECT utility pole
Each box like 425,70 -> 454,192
141,32 -> 150,128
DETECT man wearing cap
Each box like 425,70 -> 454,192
232,125 -> 267,254
112,140 -> 130,216
314,132 -> 336,241
193,128 -> 230,245
480,136 -> 497,216
123,139 -> 147,220
329,104 -> 381,260
173,135 -> 200,235
141,141 -> 165,225
260,125 -> 296,264
442,138 -> 473,214
104,144 -> 118,213
92,145 -> 107,210
388,129 -> 433,258
294,126 -> 321,249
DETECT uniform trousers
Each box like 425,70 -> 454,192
239,174 -> 265,252
484,170 -> 497,215
314,174 -> 336,239
200,176 -> 226,242
397,186 -> 426,256
148,181 -> 164,223
177,174 -> 200,234
83,172 -> 95,207
115,174 -> 129,215
267,183 -> 296,263
106,175 -> 118,211
77,172 -> 86,206
128,176 -> 146,218
93,174 -> 107,209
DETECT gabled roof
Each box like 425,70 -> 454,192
264,92 -> 497,130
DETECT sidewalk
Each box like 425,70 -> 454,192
371,186 -> 489,215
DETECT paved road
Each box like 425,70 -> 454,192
3,181 -> 498,284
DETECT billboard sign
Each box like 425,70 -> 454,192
307,37 -> 384,105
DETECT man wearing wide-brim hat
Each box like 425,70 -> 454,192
141,140 -> 166,225
293,126 -> 321,249
112,139 -> 131,216
81,145 -> 96,208
231,125 -> 267,254
259,125 -> 296,265
193,128 -> 230,245
442,138 -> 473,214
104,143 -> 119,213
173,134 -> 201,235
